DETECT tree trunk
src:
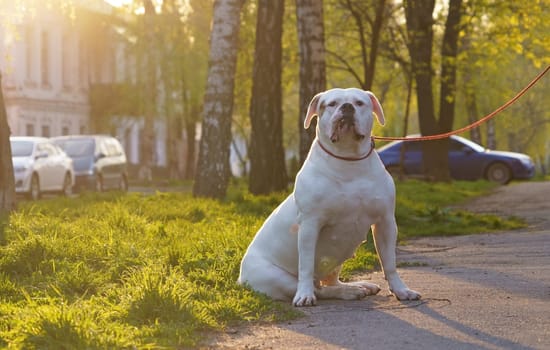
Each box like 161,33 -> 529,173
164,73 -> 180,181
332,0 -> 387,91
193,0 -> 244,199
465,87 -> 482,145
248,0 -> 287,195
487,119 -> 496,149
167,118 -> 181,181
460,27 -> 482,146
406,0 -> 461,182
0,73 -> 16,227
398,73 -> 414,179
346,0 -> 369,90
138,0 -> 157,183
465,93 -> 482,145
184,117 -> 196,180
365,0 -> 386,91
296,0 -> 326,165
434,0 -> 462,181
405,0 -> 439,179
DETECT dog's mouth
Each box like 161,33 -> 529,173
330,116 -> 366,143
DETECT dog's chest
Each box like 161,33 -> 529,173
327,178 -> 387,221
315,180 -> 386,256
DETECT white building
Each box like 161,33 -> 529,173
0,3 -> 97,137
0,1 -> 168,169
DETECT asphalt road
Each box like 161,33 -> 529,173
210,181 -> 550,350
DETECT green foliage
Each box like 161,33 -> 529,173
90,83 -> 142,133
454,1 -> 550,165
0,181 -> 524,347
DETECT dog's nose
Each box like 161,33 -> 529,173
340,103 -> 355,116
339,103 -> 355,125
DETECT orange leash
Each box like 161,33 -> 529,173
372,65 -> 550,142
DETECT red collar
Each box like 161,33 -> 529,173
317,137 -> 375,161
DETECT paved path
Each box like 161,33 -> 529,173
210,181 -> 550,350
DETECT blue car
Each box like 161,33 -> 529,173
377,135 -> 535,184
52,135 -> 128,193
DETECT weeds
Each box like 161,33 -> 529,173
0,180 -> 524,348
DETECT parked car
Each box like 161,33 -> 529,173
52,135 -> 128,192
10,136 -> 74,200
377,135 -> 535,184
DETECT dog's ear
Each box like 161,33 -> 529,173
365,91 -> 385,126
304,92 -> 323,129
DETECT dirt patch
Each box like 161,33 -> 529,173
205,181 -> 550,350
455,181 -> 550,229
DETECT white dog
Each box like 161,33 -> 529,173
238,88 -> 421,306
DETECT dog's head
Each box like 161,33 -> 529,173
304,88 -> 385,146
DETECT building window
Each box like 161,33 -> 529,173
41,125 -> 50,137
26,124 -> 35,136
41,30 -> 50,86
62,126 -> 69,135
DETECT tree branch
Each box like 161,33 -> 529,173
326,50 -> 365,88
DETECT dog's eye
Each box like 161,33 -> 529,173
327,101 -> 337,107
355,100 -> 364,106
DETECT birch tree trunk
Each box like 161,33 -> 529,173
248,0 -> 287,194
193,0 -> 244,199
296,0 -> 326,165
0,73 -> 16,225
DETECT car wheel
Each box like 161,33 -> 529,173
62,173 -> 73,197
29,174 -> 41,200
486,162 -> 511,184
95,175 -> 104,192
119,175 -> 128,192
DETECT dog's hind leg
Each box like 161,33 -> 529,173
238,254 -> 297,301
316,266 -> 380,300
316,285 -> 368,300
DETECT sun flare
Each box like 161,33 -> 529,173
103,0 -> 133,8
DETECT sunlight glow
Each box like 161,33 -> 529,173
102,0 -> 177,15
103,0 -> 133,8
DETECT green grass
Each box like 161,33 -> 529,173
395,180 -> 524,238
533,173 -> 550,181
0,180 -> 525,348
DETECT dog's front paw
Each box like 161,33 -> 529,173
293,289 -> 317,307
386,273 -> 421,300
391,287 -> 421,301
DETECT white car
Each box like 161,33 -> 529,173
10,136 -> 75,200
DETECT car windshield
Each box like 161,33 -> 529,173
54,139 -> 95,157
10,141 -> 34,157
455,136 -> 485,152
